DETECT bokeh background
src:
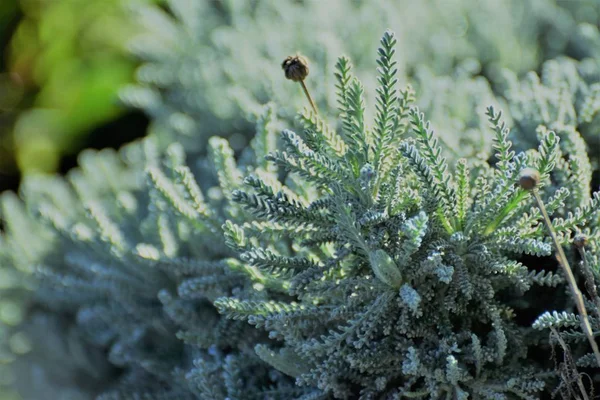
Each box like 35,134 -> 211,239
0,0 -> 152,194
1,3 -> 150,397
1,0 -> 599,196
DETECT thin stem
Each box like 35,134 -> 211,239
300,80 -> 318,115
401,390 -> 430,398
550,327 -> 590,400
576,245 -> 600,322
533,189 -> 600,367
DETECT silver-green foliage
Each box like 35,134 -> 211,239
500,55 -> 600,180
2,27 -> 600,400
0,146 -> 166,398
1,104 -> 310,398
213,32 -> 600,398
120,0 -> 593,154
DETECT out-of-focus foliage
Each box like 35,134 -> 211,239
1,0 -> 154,176
0,1 -> 17,40
500,55 -> 600,170
122,0 -> 597,156
0,145 -> 147,399
0,0 -> 21,195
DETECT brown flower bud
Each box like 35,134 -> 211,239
518,168 -> 540,190
573,234 -> 588,249
282,55 -> 309,82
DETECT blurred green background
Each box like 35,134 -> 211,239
0,0 -> 151,194
1,2 -> 152,398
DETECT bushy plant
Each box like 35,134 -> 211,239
2,28 -> 600,399
215,32 -> 600,398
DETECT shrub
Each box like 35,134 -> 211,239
2,28 -> 599,399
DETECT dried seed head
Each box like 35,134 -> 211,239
573,234 -> 588,249
518,168 -> 540,190
282,54 -> 309,82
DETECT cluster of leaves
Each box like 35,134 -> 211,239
215,32 -> 600,398
499,55 -> 600,169
3,29 -> 600,400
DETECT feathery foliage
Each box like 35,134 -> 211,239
213,32 -> 600,398
1,15 -> 600,400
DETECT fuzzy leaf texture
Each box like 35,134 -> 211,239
2,6 -> 600,400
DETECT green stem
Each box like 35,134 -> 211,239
482,189 -> 528,236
